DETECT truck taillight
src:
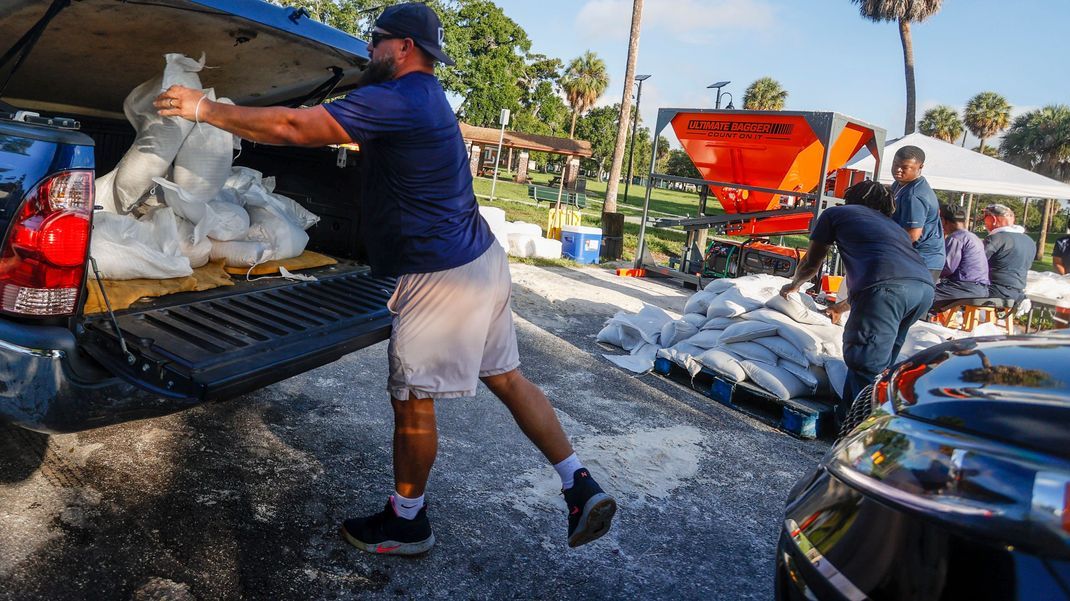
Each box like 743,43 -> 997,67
0,170 -> 94,316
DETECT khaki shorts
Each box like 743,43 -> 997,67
387,243 -> 520,400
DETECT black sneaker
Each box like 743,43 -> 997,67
340,498 -> 436,555
563,468 -> 616,548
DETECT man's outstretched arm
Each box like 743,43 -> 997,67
153,85 -> 352,148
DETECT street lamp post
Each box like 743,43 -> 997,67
623,74 -> 651,208
489,108 -> 510,202
707,81 -> 734,109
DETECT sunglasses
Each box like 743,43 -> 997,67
370,31 -> 407,47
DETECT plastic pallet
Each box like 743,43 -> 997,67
652,357 -> 835,440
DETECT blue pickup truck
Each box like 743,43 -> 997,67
0,0 -> 395,432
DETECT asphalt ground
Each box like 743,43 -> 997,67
0,264 -> 827,600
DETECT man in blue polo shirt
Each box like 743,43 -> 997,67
153,3 -> 615,555
890,145 -> 945,280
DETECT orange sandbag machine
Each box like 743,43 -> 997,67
633,109 -> 885,287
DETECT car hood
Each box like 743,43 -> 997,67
0,0 -> 369,119
891,334 -> 1070,459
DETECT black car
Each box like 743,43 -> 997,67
777,334 -> 1070,600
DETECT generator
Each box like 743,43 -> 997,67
702,238 -> 803,279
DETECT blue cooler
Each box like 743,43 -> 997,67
560,225 -> 603,264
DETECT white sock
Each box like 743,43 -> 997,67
553,453 -> 584,490
391,492 -> 425,520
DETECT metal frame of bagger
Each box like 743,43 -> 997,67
634,108 -> 886,287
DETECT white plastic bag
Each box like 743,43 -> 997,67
175,215 -> 212,268
113,53 -> 206,212
777,359 -> 820,389
686,329 -> 725,350
205,200 -> 250,242
90,210 -> 193,280
765,292 -> 829,326
210,239 -> 272,268
173,89 -> 241,202
719,341 -> 779,365
94,170 -> 121,214
701,316 -> 739,331
684,290 -> 720,316
753,336 -> 810,368
719,321 -> 779,344
246,206 -> 309,261
657,342 -> 706,377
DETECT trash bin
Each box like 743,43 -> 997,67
561,225 -> 603,264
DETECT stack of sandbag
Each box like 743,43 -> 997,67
91,54 -> 321,272
89,208 -> 193,280
500,220 -> 561,260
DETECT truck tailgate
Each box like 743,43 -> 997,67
79,267 -> 394,401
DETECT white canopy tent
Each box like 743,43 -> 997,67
847,132 -> 1070,200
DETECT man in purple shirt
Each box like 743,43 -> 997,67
931,204 -> 990,312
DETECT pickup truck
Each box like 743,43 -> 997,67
0,0 -> 395,433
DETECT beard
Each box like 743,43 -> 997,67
355,55 -> 398,88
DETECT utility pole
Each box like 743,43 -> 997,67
489,108 -> 510,202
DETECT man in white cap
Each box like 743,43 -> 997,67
154,2 -> 615,555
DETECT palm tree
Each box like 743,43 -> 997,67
742,77 -> 788,111
964,91 -> 1012,155
851,0 -> 943,135
1000,104 -> 1070,259
603,0 -> 645,216
561,51 -> 609,139
918,105 -> 963,143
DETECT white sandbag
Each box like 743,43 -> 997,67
490,225 -> 509,250
479,206 -> 507,229
153,177 -> 212,242
700,316 -> 739,331
89,210 -> 192,280
703,278 -> 736,294
596,306 -> 671,351
765,292 -> 829,326
707,287 -> 765,318
604,341 -> 659,374
681,313 -> 708,328
694,348 -> 747,382
508,221 -> 543,237
532,237 -> 562,259
94,170 -> 121,214
205,200 -> 250,241
210,239 -> 272,268
896,321 -> 963,362
174,215 -> 212,268
657,342 -> 707,376
172,91 -> 240,202
719,341 -> 779,365
686,328 -> 725,350
753,335 -> 809,368
216,166 -> 263,205
660,319 -> 700,348
240,184 -> 320,231
825,359 -> 849,400
113,53 -> 206,212
741,308 -> 832,364
507,233 -> 535,258
246,206 -> 309,261
741,360 -> 814,400
684,290 -> 721,316
719,321 -> 779,344
777,359 -> 820,389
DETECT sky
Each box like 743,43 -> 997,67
494,0 -> 1070,149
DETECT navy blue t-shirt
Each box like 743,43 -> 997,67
810,204 -> 934,297
323,72 -> 493,277
891,176 -> 945,270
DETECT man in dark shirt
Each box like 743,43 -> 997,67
890,145 -> 945,280
932,204 -> 990,312
1053,234 -> 1070,275
982,204 -> 1037,300
153,3 -> 614,554
781,181 -> 934,419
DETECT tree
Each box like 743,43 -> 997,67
664,149 -> 701,179
742,77 -> 788,111
964,91 -> 1012,155
561,51 -> 609,139
852,0 -> 943,135
602,0 -> 645,215
919,105 -> 963,143
972,144 -> 999,158
1000,105 -> 1070,259
575,104 -> 621,178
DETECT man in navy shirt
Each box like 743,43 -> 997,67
1053,233 -> 1070,275
154,3 -> 614,554
890,145 -> 945,280
781,181 -> 934,418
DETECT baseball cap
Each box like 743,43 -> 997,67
374,3 -> 455,66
